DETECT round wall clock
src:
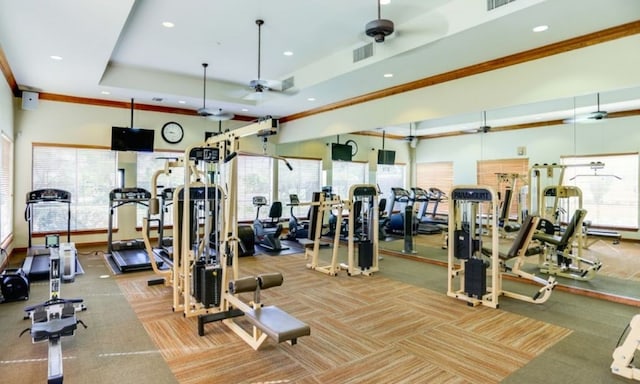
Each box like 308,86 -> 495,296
161,121 -> 184,144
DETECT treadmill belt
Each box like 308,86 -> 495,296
111,249 -> 161,273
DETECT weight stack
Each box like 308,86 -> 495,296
358,240 -> 374,269
0,268 -> 30,302
200,265 -> 222,308
464,258 -> 487,298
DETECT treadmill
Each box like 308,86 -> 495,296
22,189 -> 72,281
410,187 -> 443,234
107,187 -> 162,272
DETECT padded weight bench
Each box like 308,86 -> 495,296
198,272 -> 310,349
243,306 -> 310,344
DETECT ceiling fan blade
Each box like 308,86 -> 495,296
243,90 -> 265,101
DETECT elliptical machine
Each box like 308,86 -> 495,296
252,196 -> 287,251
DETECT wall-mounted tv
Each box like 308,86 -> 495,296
377,149 -> 396,165
331,143 -> 352,161
111,127 -> 155,152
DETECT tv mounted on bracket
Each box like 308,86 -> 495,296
377,149 -> 396,165
111,127 -> 155,152
331,143 -> 352,162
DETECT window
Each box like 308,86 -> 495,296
477,158 -> 528,219
237,155 -> 274,221
377,164 -> 406,202
562,153 -> 638,229
0,134 -> 13,244
32,145 -> 117,232
332,161 -> 368,200
416,161 -> 453,216
136,152 -> 184,227
277,157 -> 322,219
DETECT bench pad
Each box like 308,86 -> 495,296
244,305 -> 310,343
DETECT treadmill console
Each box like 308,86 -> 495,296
26,189 -> 72,203
110,188 -> 152,202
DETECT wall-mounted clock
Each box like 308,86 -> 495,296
161,121 -> 184,144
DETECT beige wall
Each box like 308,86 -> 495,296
12,100 -> 255,248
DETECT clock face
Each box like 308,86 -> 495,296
161,122 -> 184,144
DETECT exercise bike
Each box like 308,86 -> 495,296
286,194 -> 310,241
252,196 -> 287,251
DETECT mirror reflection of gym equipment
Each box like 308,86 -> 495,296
383,187 -> 418,254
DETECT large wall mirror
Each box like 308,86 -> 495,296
277,86 -> 640,303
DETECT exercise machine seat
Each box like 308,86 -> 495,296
482,215 -> 541,260
533,209 -> 587,250
267,202 -> 283,227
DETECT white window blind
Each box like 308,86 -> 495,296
377,164 -> 406,202
562,153 -> 638,229
32,145 -> 117,232
0,134 -> 13,243
332,161 -> 368,200
277,157 -> 322,218
237,155 -> 273,221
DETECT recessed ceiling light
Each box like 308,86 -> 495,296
380,0 -> 391,5
50,55 -> 62,61
533,25 -> 548,33
162,21 -> 175,28
383,73 -> 393,78
307,97 -> 316,102
241,108 -> 249,112
178,100 -> 186,104
101,91 -> 110,95
283,51 -> 293,56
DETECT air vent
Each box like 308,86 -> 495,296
487,0 -> 515,11
281,76 -> 294,91
353,43 -> 374,63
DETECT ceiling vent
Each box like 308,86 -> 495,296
281,76 -> 295,91
487,0 -> 516,11
353,43 -> 374,63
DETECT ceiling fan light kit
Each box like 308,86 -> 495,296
365,0 -> 395,43
197,62 -> 235,121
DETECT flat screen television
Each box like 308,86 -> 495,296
377,149 -> 396,165
331,143 -> 352,161
111,127 -> 155,152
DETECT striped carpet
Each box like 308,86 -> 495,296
116,252 -> 572,384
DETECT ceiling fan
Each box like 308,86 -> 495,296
365,0 -> 395,43
403,123 -> 418,148
463,111 -> 491,134
564,93 -> 608,124
197,63 -> 235,121
244,19 -> 295,101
